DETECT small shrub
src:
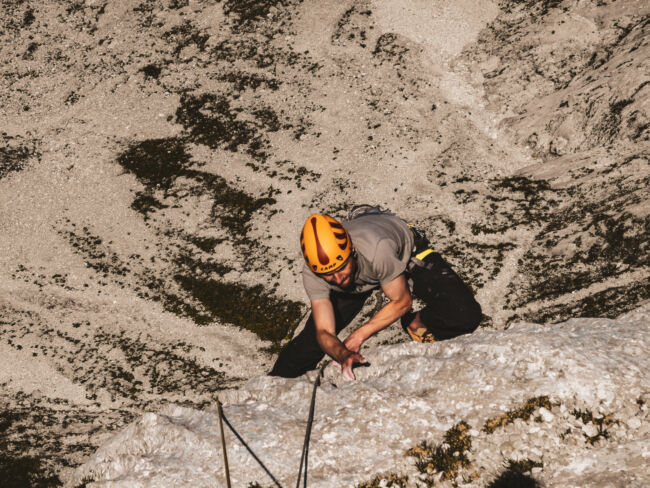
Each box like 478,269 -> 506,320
407,421 -> 472,482
483,396 -> 553,434
570,409 -> 619,444
356,473 -> 408,488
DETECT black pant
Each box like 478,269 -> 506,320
269,253 -> 481,378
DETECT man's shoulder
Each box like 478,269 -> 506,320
302,263 -> 331,299
346,214 -> 409,250
346,213 -> 407,234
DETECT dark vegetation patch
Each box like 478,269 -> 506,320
61,224 -> 210,323
0,1 -> 38,33
64,91 -> 80,105
487,462 -> 542,488
163,20 -> 210,55
63,227 -> 131,279
139,63 -> 162,79
131,191 -> 168,220
504,0 -> 562,16
407,421 -> 472,483
444,241 -> 517,291
183,235 -> 227,254
517,276 -> 650,325
169,0 -> 189,9
22,40 -> 39,60
62,223 -> 301,346
332,3 -> 373,49
480,176 -> 556,232
504,151 -> 649,319
211,37 -> 288,68
1,307 -> 229,401
509,175 -> 649,309
59,1 -> 104,33
95,331 -> 230,396
245,158 -> 321,189
217,70 -> 280,91
0,453 -> 62,488
356,473 -> 408,488
208,177 -> 277,237
0,133 -> 40,179
174,251 -> 232,277
0,390 -> 134,488
373,33 -> 411,65
223,0 -> 288,27
174,275 -> 303,346
175,93 -> 281,161
483,396 -> 553,434
117,137 -> 276,235
117,137 -> 193,189
571,409 -> 619,445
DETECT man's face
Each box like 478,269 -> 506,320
321,255 -> 356,289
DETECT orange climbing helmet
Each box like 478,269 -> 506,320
300,214 -> 352,274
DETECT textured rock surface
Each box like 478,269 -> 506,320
73,306 -> 650,487
0,0 -> 648,485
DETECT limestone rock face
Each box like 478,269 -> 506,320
0,0 -> 648,485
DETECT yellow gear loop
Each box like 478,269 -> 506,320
415,248 -> 434,261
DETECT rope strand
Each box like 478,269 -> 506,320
216,399 -> 232,488
295,361 -> 328,488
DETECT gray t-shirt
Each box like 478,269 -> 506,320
302,214 -> 414,301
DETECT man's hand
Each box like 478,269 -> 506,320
339,349 -> 365,380
343,328 -> 366,353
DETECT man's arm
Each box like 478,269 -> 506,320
311,298 -> 365,379
343,274 -> 412,352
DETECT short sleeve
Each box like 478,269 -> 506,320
302,266 -> 331,301
373,239 -> 408,284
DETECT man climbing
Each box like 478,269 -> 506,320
269,206 -> 481,380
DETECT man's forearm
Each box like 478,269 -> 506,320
316,329 -> 352,363
356,298 -> 412,341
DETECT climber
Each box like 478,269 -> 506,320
269,206 -> 481,380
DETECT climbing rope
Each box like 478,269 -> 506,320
216,399 -> 232,488
295,361 -> 329,488
216,360 -> 330,488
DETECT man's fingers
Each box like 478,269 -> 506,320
342,366 -> 355,380
339,353 -> 366,380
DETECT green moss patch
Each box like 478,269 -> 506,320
483,396 -> 553,434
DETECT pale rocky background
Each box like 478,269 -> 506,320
0,0 -> 648,486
